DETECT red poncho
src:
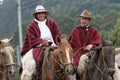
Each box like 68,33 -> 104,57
21,18 -> 61,70
70,25 -> 101,70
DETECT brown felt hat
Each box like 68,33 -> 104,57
78,10 -> 92,19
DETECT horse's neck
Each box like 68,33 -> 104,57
89,50 -> 100,64
96,51 -> 103,65
87,50 -> 103,73
0,71 -> 8,80
0,64 -> 5,80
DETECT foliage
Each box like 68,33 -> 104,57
111,18 -> 120,47
1,0 -> 120,79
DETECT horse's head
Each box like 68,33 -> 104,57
55,36 -> 74,74
0,37 -> 15,76
101,42 -> 115,75
102,39 -> 115,47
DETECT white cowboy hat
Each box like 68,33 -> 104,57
33,5 -> 49,15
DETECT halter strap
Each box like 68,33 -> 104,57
0,44 -> 11,49
95,47 -> 115,75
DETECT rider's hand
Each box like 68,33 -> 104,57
42,40 -> 49,47
84,44 -> 93,51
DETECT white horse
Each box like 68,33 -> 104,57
21,49 -> 36,80
113,63 -> 120,80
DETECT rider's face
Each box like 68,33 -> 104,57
36,12 -> 46,21
80,17 -> 91,27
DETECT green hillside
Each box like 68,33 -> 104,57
0,0 -> 120,46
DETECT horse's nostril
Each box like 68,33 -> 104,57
66,69 -> 69,74
9,71 -> 12,74
108,70 -> 115,76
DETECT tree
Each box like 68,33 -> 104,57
111,17 -> 120,47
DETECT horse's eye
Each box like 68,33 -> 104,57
60,51 -> 62,54
59,51 -> 63,57
0,52 -> 5,56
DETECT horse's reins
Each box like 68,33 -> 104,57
45,47 -> 72,79
45,49 -> 66,79
95,47 -> 115,75
51,54 -> 68,79
95,58 -> 115,75
73,47 -> 85,58
59,53 -> 73,70
102,52 -> 115,73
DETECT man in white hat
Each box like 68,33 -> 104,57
70,10 -> 102,79
20,5 -> 61,80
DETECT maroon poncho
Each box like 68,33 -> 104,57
21,18 -> 61,70
70,24 -> 101,70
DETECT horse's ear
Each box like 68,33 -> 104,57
102,39 -> 105,46
0,40 -> 1,45
0,40 -> 3,47
101,39 -> 105,46
112,39 -> 116,45
56,36 -> 61,45
9,37 -> 14,44
67,35 -> 72,43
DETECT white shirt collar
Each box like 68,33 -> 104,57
34,19 -> 47,24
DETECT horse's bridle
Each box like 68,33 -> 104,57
0,43 -> 11,49
45,47 -> 73,79
0,43 -> 15,66
73,47 -> 85,58
95,47 -> 115,75
58,52 -> 73,69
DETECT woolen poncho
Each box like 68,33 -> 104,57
70,25 -> 101,70
21,18 -> 61,70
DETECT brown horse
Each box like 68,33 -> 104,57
42,37 -> 74,80
80,40 -> 115,80
0,37 -> 15,80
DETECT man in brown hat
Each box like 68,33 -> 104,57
70,10 -> 101,75
20,5 -> 61,79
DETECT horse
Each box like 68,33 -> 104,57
42,37 -> 74,80
21,36 -> 74,80
114,48 -> 120,80
0,37 -> 15,80
115,47 -> 120,67
113,62 -> 120,80
78,40 -> 115,80
21,49 -> 36,80
115,48 -> 120,54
